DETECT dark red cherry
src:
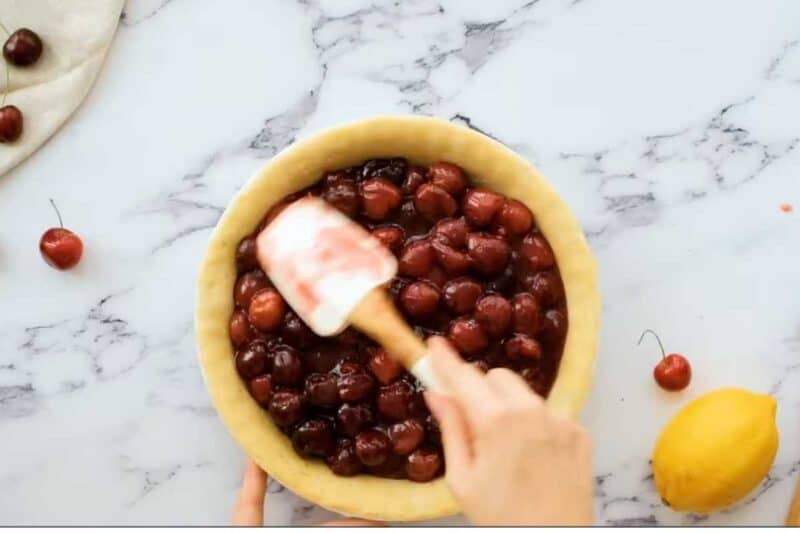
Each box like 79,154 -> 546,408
371,225 -> 405,255
268,391 -> 305,428
504,334 -> 542,361
39,200 -> 83,270
406,447 -> 442,482
511,293 -> 541,336
431,240 -> 472,275
235,342 -> 270,379
0,105 -> 23,143
360,178 -> 402,221
326,439 -> 363,476
3,28 -> 43,66
248,288 -> 286,332
304,373 -> 340,408
462,189 -> 504,227
229,309 -> 255,348
447,317 -> 489,356
466,232 -> 510,276
519,232 -> 555,271
281,311 -> 319,349
368,347 -> 406,385
399,280 -> 441,319
474,295 -> 512,338
413,183 -> 458,222
402,166 -> 427,194
337,368 -> 375,402
249,375 -> 273,405
336,403 -> 374,437
235,236 -> 259,272
388,419 -> 425,455
321,175 -> 360,217
376,380 -> 415,421
496,199 -> 533,236
234,270 -> 269,309
355,429 -> 392,466
271,346 -> 304,386
292,418 -> 335,458
523,270 -> 565,307
432,217 -> 468,248
428,161 -> 467,197
442,277 -> 483,314
540,309 -> 567,346
398,240 -> 435,277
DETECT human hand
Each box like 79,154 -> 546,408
232,458 -> 384,526
424,336 -> 594,526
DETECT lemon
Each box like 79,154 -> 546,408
652,387 -> 779,513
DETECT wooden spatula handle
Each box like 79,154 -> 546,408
349,289 -> 428,370
786,474 -> 800,525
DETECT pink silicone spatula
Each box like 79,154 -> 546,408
256,196 -> 438,390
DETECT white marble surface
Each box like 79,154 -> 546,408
1,0 -> 799,526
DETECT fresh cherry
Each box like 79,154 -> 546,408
3,28 -> 43,67
39,199 -> 83,270
0,105 -> 23,143
638,329 -> 691,391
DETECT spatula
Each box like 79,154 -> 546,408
256,196 -> 438,390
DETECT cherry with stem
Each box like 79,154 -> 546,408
40,199 -> 84,270
638,329 -> 691,391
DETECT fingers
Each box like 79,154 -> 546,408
424,391 -> 472,486
426,336 -> 500,426
485,367 -> 543,407
232,459 -> 268,526
320,519 -> 386,526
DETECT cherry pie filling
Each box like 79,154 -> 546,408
229,159 -> 568,482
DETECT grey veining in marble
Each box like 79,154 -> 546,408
1,0 -> 799,525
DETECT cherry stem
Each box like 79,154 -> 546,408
49,198 -> 64,228
638,329 -> 666,360
0,21 -> 8,107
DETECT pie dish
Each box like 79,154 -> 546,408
195,115 -> 600,521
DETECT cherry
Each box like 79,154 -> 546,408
399,280 -> 441,319
0,105 -> 23,143
406,447 -> 442,482
413,183 -> 458,222
463,189 -> 504,227
304,373 -> 340,408
431,240 -> 472,275
39,200 -> 83,270
354,429 -> 392,466
495,199 -> 533,236
281,311 -> 319,349
292,418 -> 335,458
271,346 -> 303,386
466,232 -> 510,276
3,28 -> 43,67
388,419 -> 425,454
540,308 -> 567,346
505,334 -> 542,361
235,236 -> 259,273
249,375 -> 273,405
511,293 -> 541,336
442,277 -> 483,314
268,391 -> 305,429
376,380 -> 415,421
337,367 -> 375,402
360,178 -> 402,221
428,161 -> 467,197
402,166 -> 427,194
371,225 -> 405,255
321,175 -> 359,217
229,309 -> 255,348
448,317 -> 489,356
639,329 -> 691,391
234,270 -> 269,309
336,403 -> 374,437
368,347 -> 405,385
474,294 -> 512,338
432,217 -> 468,248
398,240 -> 435,277
326,438 -> 363,476
519,232 -> 555,271
248,288 -> 286,332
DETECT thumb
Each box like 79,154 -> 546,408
425,391 -> 472,487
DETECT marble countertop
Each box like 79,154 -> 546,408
1,0 -> 799,526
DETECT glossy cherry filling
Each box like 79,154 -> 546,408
230,159 -> 568,481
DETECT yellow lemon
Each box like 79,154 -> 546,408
652,387 -> 779,513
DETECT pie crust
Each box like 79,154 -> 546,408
195,116 -> 600,521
